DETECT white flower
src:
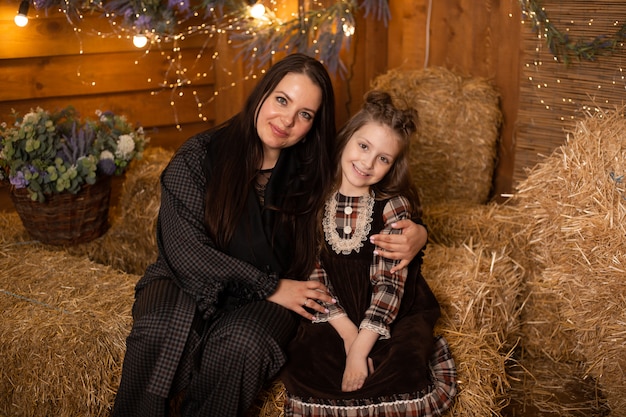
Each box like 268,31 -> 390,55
115,134 -> 135,159
100,150 -> 114,161
23,109 -> 41,124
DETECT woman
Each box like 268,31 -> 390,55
112,53 -> 427,417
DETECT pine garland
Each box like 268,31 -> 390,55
520,0 -> 626,64
230,2 -> 357,74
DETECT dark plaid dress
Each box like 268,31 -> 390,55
112,131 -> 302,417
281,195 -> 457,417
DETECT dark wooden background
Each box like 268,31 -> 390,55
0,0 -> 522,210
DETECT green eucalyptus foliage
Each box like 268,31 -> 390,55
0,106 -> 147,202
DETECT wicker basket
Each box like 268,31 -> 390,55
10,176 -> 112,246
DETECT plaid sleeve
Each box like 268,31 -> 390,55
359,196 -> 411,339
309,261 -> 346,323
153,133 -> 277,320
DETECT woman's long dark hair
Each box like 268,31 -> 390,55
332,90 -> 421,217
203,53 -> 336,278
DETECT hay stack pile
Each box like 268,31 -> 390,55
508,109 -> 626,414
0,244 -> 137,417
2,71 -> 622,416
423,243 -> 523,416
371,67 -> 502,206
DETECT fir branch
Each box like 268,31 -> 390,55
520,0 -> 626,64
229,1 -> 357,75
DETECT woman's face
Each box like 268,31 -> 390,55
256,72 -> 322,165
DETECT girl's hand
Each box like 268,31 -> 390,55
342,351 -> 370,392
341,330 -> 377,392
370,220 -> 427,273
267,279 -> 335,320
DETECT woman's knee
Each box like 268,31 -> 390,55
216,315 -> 278,358
125,309 -> 171,357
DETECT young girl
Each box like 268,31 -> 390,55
280,90 -> 458,416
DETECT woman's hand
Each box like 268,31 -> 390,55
370,220 -> 427,273
267,278 -> 335,320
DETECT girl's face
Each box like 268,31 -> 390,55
339,121 -> 401,196
256,72 -> 322,167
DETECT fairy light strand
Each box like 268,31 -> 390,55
30,0 -> 388,125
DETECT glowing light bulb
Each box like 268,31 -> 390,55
14,14 -> 28,27
343,23 -> 355,36
133,34 -> 148,48
250,3 -> 265,19
14,0 -> 29,27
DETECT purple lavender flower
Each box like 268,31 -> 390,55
9,170 -> 28,188
134,15 -> 153,31
97,152 -> 116,176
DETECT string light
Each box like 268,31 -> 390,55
14,0 -> 30,27
249,3 -> 266,19
25,0 -> 389,125
342,22 -> 355,36
132,34 -> 148,48
520,2 -> 626,126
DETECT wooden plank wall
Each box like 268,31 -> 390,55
0,0 -> 218,150
326,0 -> 522,198
0,0 -> 522,198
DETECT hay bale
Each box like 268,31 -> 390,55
506,355 -> 608,416
0,147 -> 172,275
371,67 -> 502,206
423,201 -> 530,258
0,244 -> 137,417
0,211 -> 29,244
67,147 -> 173,275
246,379 -> 286,417
422,242 -> 524,416
510,108 -> 626,413
423,242 -> 524,348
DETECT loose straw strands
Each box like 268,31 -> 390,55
506,355 -> 609,416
